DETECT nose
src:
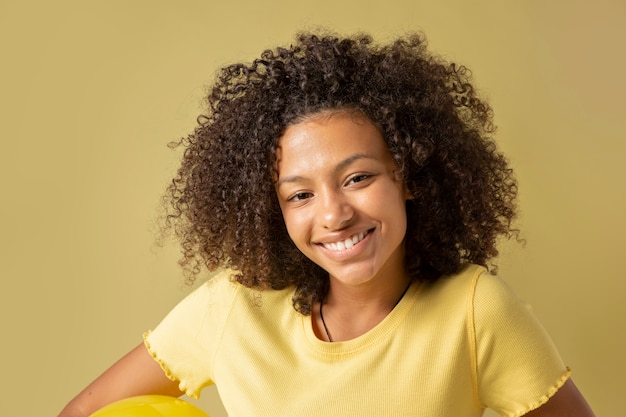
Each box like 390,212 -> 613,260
318,188 -> 354,230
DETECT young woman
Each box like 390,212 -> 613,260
59,32 -> 595,417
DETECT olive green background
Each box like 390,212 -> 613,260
1,1 -> 623,416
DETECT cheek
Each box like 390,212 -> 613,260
375,187 -> 409,235
368,182 -> 407,214
282,211 -> 307,245
277,197 -> 310,249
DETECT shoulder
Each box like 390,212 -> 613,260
470,266 -> 532,322
428,264 -> 523,311
149,269 -> 242,329
177,269 -> 241,311
409,263 -> 487,324
197,269 -> 241,298
420,263 -> 486,304
186,269 -> 297,321
417,264 -> 525,322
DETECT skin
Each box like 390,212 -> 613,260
275,111 -> 412,342
57,110 -> 595,417
524,379 -> 596,416
57,343 -> 181,417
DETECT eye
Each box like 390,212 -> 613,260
287,191 -> 313,202
346,173 -> 373,185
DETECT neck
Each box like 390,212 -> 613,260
326,277 -> 410,309
317,274 -> 412,342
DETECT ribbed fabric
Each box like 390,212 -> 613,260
145,265 -> 569,417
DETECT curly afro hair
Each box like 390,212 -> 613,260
165,31 -> 518,315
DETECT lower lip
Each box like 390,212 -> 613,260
318,229 -> 373,260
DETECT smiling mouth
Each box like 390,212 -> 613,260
321,230 -> 371,252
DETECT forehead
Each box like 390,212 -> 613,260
276,112 -> 388,169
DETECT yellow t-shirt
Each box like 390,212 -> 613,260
144,264 -> 570,417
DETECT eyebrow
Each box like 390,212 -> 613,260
276,153 -> 373,187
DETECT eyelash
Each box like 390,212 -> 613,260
288,192 -> 313,202
285,173 -> 375,202
347,173 -> 372,185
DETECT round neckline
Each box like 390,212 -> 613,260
301,282 -> 423,355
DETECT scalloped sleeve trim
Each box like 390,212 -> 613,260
142,331 -> 203,398
509,367 -> 572,417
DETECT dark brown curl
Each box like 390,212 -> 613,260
164,31 -> 518,314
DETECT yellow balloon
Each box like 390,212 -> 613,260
88,395 -> 210,417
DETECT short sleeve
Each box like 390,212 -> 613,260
471,272 -> 571,417
144,270 -> 239,399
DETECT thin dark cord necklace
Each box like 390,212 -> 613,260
319,281 -> 412,343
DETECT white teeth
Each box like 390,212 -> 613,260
323,232 -> 366,252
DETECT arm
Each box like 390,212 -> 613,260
523,379 -> 595,417
57,342 -> 183,417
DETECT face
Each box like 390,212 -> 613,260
275,112 -> 410,288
